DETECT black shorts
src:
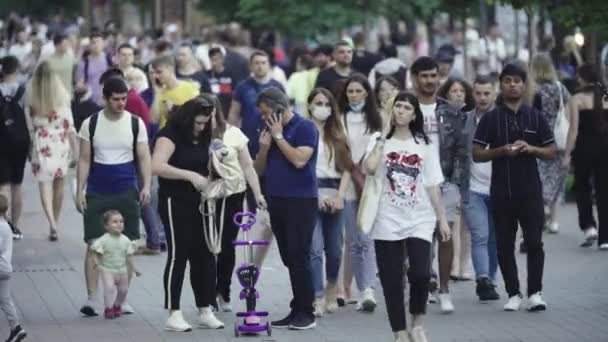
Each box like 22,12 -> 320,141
0,152 -> 28,185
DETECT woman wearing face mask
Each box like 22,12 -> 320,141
363,92 -> 450,342
437,78 -> 475,112
437,77 -> 475,281
375,76 -> 401,133
307,88 -> 353,317
338,73 -> 383,312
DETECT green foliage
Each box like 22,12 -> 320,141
0,0 -> 81,18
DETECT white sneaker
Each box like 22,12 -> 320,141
165,310 -> 192,332
324,284 -> 338,313
427,291 -> 438,304
547,222 -> 559,234
313,297 -> 325,317
503,294 -> 523,311
410,326 -> 428,342
216,295 -> 232,312
394,330 -> 412,342
527,292 -> 547,312
599,243 -> 608,251
121,303 -> 135,314
356,288 -> 377,312
582,227 -> 599,247
198,307 -> 224,329
438,292 -> 454,313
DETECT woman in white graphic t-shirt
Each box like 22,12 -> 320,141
363,91 -> 450,342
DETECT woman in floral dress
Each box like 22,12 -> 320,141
28,61 -> 78,241
530,53 -> 578,233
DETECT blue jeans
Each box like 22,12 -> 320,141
310,208 -> 344,298
462,191 -> 498,281
145,176 -> 166,249
344,200 -> 377,291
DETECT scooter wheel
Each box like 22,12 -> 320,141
234,322 -> 240,337
267,322 -> 272,336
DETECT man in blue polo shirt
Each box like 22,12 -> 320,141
253,88 -> 319,331
228,50 -> 285,157
473,63 -> 556,313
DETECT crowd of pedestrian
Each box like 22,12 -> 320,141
0,12 -> 607,342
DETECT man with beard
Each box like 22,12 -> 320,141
315,41 -> 353,98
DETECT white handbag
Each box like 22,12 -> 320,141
553,81 -> 569,150
356,139 -> 383,235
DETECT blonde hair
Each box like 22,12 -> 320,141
28,61 -> 71,116
531,53 -> 558,83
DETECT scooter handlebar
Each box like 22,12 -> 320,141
233,212 -> 256,228
233,240 -> 270,246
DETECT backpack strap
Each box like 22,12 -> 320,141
131,115 -> 139,164
12,85 -> 25,103
88,112 -> 99,162
83,53 -> 90,84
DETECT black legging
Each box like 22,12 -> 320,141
574,150 -> 608,244
158,195 -> 215,310
375,238 -> 431,332
216,192 -> 246,302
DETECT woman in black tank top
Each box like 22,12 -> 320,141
571,64 -> 608,250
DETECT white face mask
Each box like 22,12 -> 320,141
349,100 -> 366,112
311,105 -> 331,121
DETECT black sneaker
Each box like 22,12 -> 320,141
8,222 -> 22,240
271,312 -> 294,329
6,324 -> 26,342
288,314 -> 316,330
476,278 -> 500,301
80,304 -> 98,317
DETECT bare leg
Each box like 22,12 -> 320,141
52,177 -> 65,230
38,181 -> 58,233
85,247 -> 99,303
451,217 -> 461,277
438,222 -> 455,291
459,216 -> 472,278
10,185 -> 23,228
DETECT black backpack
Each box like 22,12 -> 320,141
88,112 -> 139,171
0,85 -> 30,153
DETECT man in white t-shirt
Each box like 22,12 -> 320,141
76,77 -> 151,317
411,56 -> 469,313
461,76 -> 500,302
475,23 -> 506,80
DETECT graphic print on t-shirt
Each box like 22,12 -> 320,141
384,151 -> 423,207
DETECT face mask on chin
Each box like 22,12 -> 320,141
349,100 -> 365,112
310,106 -> 331,121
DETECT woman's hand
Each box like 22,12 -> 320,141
438,220 -> 451,242
255,194 -> 267,210
188,172 -> 208,191
328,195 -> 344,213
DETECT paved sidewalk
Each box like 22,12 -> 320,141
2,173 -> 608,342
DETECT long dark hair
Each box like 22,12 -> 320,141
374,75 -> 401,107
168,93 -> 226,144
577,64 -> 608,133
307,88 -> 353,173
386,91 -> 430,144
437,77 -> 475,112
338,73 -> 383,133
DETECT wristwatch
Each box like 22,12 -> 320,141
273,133 -> 284,141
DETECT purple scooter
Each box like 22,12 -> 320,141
232,212 -> 271,337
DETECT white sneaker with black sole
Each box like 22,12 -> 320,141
504,294 -> 522,311
599,243 -> 608,251
216,295 -> 232,312
527,292 -> 547,312
356,288 -> 377,312
581,227 -> 599,247
198,307 -> 224,329
165,310 -> 192,332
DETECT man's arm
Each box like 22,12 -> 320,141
473,143 -> 510,162
136,141 -> 152,200
76,137 -> 91,212
274,139 -> 314,169
227,100 -> 242,127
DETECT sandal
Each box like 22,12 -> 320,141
49,230 -> 58,242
